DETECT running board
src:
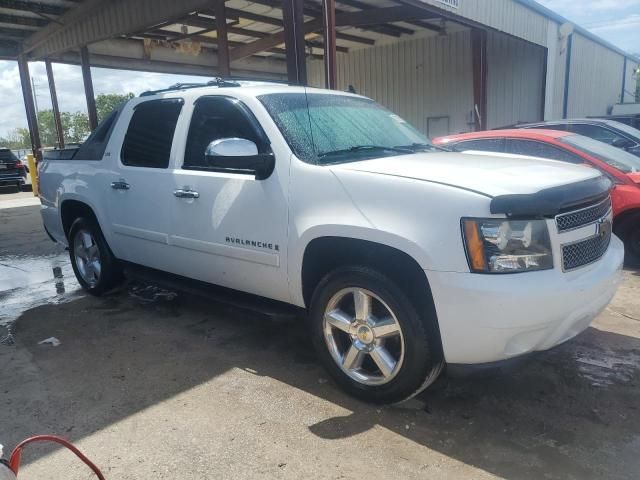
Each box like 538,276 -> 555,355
122,262 -> 302,321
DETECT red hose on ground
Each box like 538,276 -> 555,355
9,435 -> 105,479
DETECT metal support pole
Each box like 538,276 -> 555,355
17,54 -> 42,160
322,0 -> 337,89
621,57 -> 627,104
80,46 -> 98,130
562,33 -> 573,119
45,60 -> 65,149
281,0 -> 307,85
214,0 -> 230,77
471,28 -> 488,131
31,76 -> 39,116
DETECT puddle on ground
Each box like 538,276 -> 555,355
0,253 -> 83,332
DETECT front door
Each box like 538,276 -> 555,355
168,95 -> 290,303
105,98 -> 184,270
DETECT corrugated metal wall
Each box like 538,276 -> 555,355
308,30 -> 475,136
418,0 -> 549,46
566,33 -> 625,117
486,30 -> 546,128
309,28 -> 547,135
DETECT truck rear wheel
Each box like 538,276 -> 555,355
309,266 -> 443,404
69,217 -> 122,295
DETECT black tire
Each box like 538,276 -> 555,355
309,265 -> 443,404
68,217 -> 122,295
616,213 -> 640,267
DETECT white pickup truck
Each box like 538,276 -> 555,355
39,81 -> 624,403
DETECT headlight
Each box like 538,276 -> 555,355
462,218 -> 553,273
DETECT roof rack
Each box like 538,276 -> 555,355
139,77 -> 242,97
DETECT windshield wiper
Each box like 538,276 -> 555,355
317,145 -> 413,161
394,142 -> 444,152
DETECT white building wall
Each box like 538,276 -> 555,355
486,30 -> 546,128
566,33 -> 625,117
308,30 -> 475,137
418,0 -> 549,46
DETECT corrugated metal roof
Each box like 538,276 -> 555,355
0,0 -> 636,67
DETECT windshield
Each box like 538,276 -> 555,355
561,134 -> 640,173
603,120 -> 640,140
258,93 -> 436,164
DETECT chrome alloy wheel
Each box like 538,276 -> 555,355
323,288 -> 405,386
73,229 -> 102,288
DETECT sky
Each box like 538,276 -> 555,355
1,0 -> 639,138
538,0 -> 640,54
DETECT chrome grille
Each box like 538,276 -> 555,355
562,225 -> 612,271
556,197 -> 612,232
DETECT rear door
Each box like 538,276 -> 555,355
168,95 -> 291,303
104,98 -> 184,270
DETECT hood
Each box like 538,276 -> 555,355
333,151 -> 602,197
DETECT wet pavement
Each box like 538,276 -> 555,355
1,192 -> 639,479
0,192 -> 82,331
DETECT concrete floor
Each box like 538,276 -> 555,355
0,189 -> 639,479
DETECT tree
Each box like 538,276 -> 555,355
0,128 -> 30,149
31,110 -> 91,147
96,93 -> 134,122
1,92 -> 134,149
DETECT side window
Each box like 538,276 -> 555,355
503,139 -> 584,163
569,124 -> 624,145
121,99 -> 183,168
452,138 -> 504,153
183,96 -> 269,170
76,109 -> 121,161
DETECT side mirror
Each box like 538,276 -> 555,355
204,138 -> 275,180
206,138 -> 258,157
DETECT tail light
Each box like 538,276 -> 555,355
14,161 -> 23,169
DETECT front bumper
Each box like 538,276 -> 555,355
427,235 -> 624,365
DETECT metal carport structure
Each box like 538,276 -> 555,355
0,0 -> 488,158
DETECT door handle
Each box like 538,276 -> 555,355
173,189 -> 200,199
111,181 -> 130,190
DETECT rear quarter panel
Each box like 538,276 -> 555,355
39,159 -> 114,247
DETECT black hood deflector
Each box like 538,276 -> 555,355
490,175 -> 612,218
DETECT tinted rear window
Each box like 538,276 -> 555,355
0,149 -> 18,162
121,99 -> 183,168
76,108 -> 122,160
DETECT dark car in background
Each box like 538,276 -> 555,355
0,148 -> 27,191
507,119 -> 640,158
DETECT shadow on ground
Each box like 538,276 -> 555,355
2,287 -> 639,480
1,202 -> 639,479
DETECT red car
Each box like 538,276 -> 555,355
433,129 -> 640,265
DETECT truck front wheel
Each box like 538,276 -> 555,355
309,266 -> 443,404
69,217 -> 122,295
